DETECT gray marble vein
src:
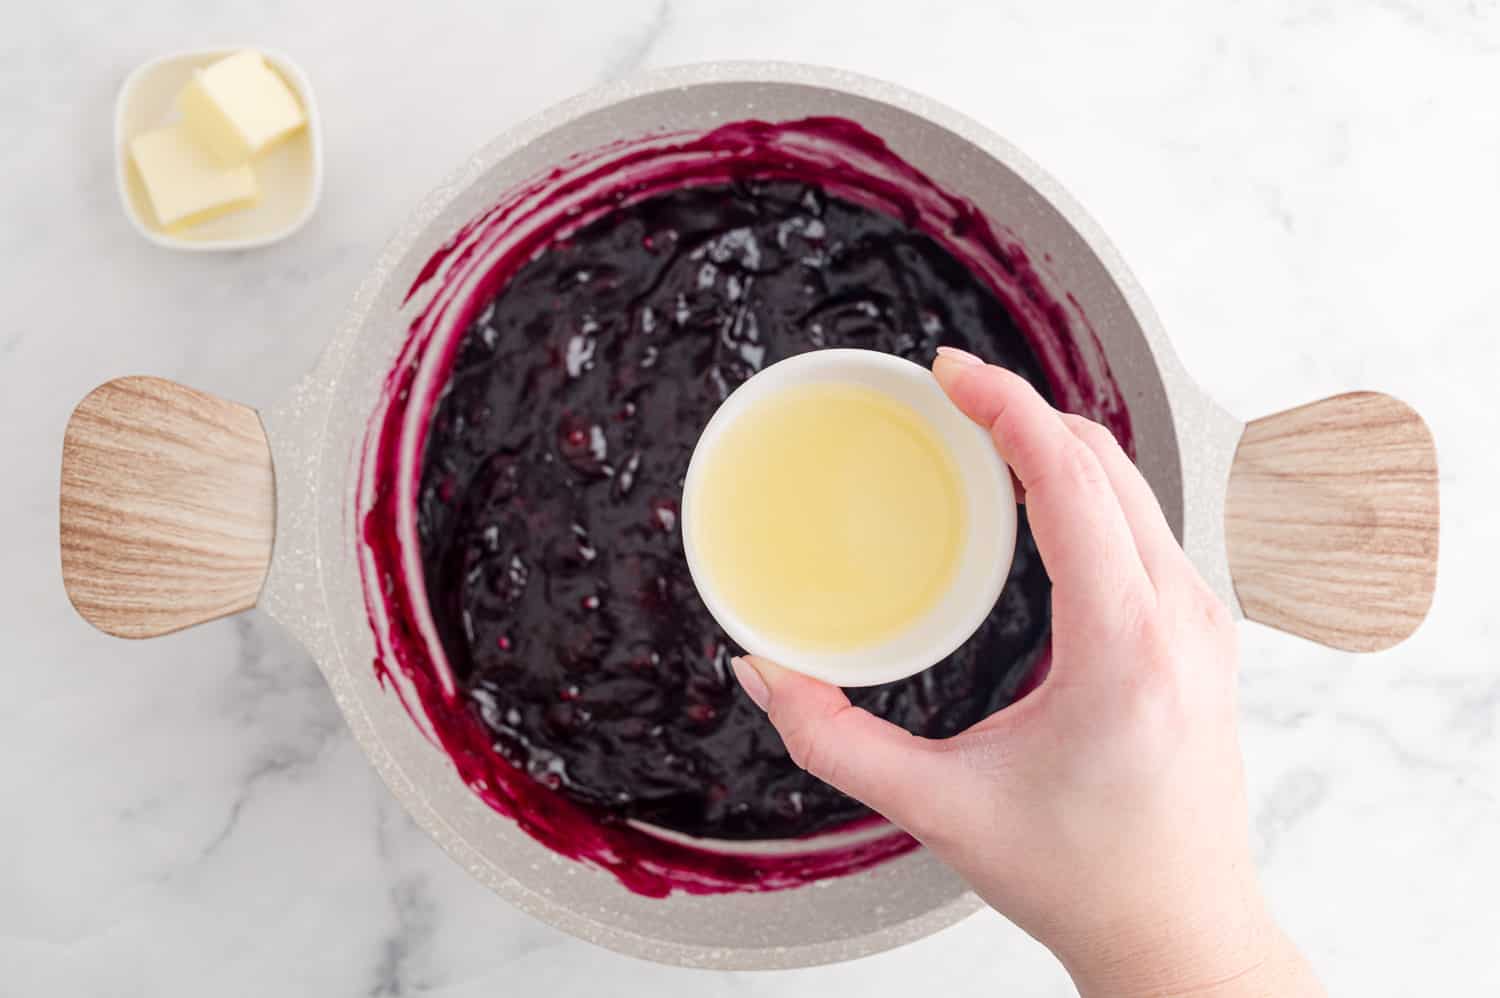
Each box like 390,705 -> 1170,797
602,0 -> 673,84
368,802 -> 439,997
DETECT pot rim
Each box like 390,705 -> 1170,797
263,59 -> 1229,970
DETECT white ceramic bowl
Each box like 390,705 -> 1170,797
682,348 -> 1017,686
114,46 -> 322,251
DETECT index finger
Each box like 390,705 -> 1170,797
932,350 -> 1152,613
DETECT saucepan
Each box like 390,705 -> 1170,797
58,63 -> 1438,968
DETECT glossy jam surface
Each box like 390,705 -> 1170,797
691,382 -> 966,653
416,181 -> 1053,841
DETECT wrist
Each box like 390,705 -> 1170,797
1056,883 -> 1316,998
1069,933 -> 1317,998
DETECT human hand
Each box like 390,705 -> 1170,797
731,348 -> 1323,997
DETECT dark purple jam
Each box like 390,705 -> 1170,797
414,179 -> 1053,841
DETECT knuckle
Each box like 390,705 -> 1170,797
1128,610 -> 1175,667
1125,606 -> 1190,686
1165,582 -> 1236,650
1013,435 -> 1105,501
803,735 -> 845,788
989,413 -> 1035,469
1067,415 -> 1118,454
1198,590 -> 1234,633
1057,437 -> 1110,492
780,711 -> 845,785
1120,654 -> 1189,735
780,722 -> 818,772
1108,581 -> 1161,645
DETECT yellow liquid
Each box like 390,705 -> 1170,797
691,383 -> 967,651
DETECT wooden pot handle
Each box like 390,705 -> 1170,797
60,376 -> 275,639
1225,391 -> 1438,652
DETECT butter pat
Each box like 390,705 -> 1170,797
178,50 -> 306,165
129,126 -> 259,229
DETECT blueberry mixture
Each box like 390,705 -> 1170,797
416,180 -> 1053,841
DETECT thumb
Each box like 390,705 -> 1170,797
733,655 -> 950,830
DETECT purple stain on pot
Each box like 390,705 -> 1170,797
358,118 -> 1132,897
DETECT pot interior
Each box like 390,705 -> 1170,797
308,67 -> 1181,968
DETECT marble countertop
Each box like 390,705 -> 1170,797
4,1 -> 1497,994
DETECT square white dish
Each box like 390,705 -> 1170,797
115,47 -> 322,250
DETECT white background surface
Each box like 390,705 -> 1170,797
4,2 -> 1498,994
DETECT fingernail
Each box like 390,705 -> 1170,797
935,345 -> 984,366
732,656 -> 771,711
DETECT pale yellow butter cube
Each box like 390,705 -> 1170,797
130,126 -> 259,229
178,50 -> 306,165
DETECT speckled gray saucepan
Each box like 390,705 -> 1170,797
59,63 -> 1438,969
